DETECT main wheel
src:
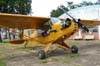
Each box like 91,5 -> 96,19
38,50 -> 46,59
71,45 -> 78,54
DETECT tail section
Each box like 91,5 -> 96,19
10,39 -> 25,44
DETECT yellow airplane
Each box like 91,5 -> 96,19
0,10 -> 100,59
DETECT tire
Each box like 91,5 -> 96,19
38,50 -> 46,59
71,45 -> 78,54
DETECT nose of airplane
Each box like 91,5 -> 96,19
74,19 -> 89,32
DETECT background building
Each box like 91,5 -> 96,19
98,0 -> 100,2
59,5 -> 100,20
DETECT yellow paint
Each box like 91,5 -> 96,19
24,21 -> 76,45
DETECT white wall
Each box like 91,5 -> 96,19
59,5 -> 100,20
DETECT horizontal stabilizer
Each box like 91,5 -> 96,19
10,39 -> 26,44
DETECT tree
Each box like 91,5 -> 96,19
0,0 -> 32,41
50,8 -> 63,17
0,0 -> 32,15
50,1 -> 95,17
50,5 -> 68,17
80,1 -> 93,6
67,1 -> 74,9
50,2 -> 74,17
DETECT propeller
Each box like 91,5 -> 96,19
59,7 -> 89,32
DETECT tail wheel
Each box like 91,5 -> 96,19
71,45 -> 78,54
38,50 -> 46,59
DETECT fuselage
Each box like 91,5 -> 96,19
24,19 -> 78,45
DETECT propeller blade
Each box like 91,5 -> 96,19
77,19 -> 89,32
82,26 -> 89,32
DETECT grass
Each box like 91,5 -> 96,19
2,39 -> 10,43
0,59 -> 6,66
38,57 -> 59,64
0,42 -> 28,66
0,40 -> 99,65
38,54 -> 80,64
61,54 -> 80,64
66,54 -> 80,59
39,59 -> 48,64
65,40 -> 100,46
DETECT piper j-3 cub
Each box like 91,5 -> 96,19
0,7 -> 100,59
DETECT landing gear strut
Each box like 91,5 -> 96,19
71,45 -> 78,54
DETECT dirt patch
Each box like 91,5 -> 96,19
0,40 -> 100,66
7,44 -> 100,66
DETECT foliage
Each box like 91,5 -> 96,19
50,5 -> 68,17
50,1 -> 99,17
0,0 -> 32,15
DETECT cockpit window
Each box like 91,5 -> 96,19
50,17 -> 61,25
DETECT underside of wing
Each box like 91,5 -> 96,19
0,13 -> 50,29
81,19 -> 100,28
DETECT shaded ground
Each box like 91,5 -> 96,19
0,40 -> 100,66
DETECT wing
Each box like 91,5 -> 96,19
0,13 -> 50,29
81,19 -> 100,28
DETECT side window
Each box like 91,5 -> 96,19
42,21 -> 51,30
50,18 -> 61,25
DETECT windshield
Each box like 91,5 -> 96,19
50,17 -> 61,25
